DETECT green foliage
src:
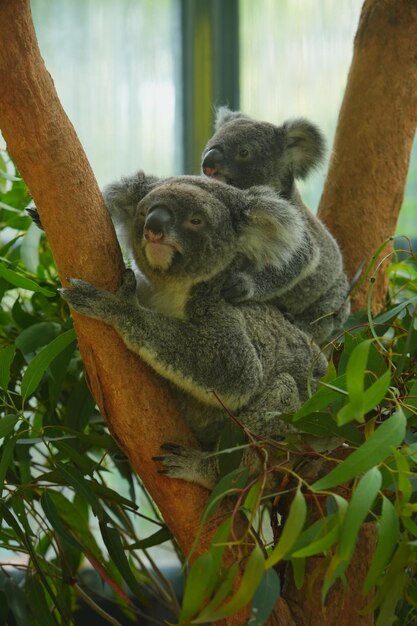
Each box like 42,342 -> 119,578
2,150 -> 417,625
0,153 -> 179,625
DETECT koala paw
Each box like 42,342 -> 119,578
59,278 -> 114,320
221,271 -> 255,303
116,269 -> 137,301
153,442 -> 217,489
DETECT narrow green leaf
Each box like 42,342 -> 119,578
312,410 -> 407,491
99,522 -> 146,601
291,517 -> 340,558
128,527 -> 171,550
243,480 -> 262,515
0,414 -> 18,439
375,569 -> 409,626
0,435 -> 17,496
293,375 -> 346,421
25,575 -> 57,626
190,467 -> 249,558
375,296 -> 417,324
40,492 -> 84,552
338,467 -> 382,562
196,544 -> 265,621
337,370 -> 391,426
392,449 -> 412,504
247,568 -> 281,626
180,552 -> 215,621
363,497 -> 400,594
15,322 -> 61,354
218,419 -> 245,477
57,464 -> 104,519
4,579 -> 29,626
210,517 -> 233,574
343,339 -> 372,422
403,379 -> 417,419
20,223 -> 41,274
192,564 -> 238,623
291,558 -> 305,590
0,261 -> 54,296
0,500 -> 26,541
266,486 -> 307,567
295,411 -> 363,444
0,346 -> 15,389
21,328 -> 76,397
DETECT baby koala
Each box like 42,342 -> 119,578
201,107 -> 350,345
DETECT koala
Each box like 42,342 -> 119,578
61,175 -> 327,489
201,107 -> 351,345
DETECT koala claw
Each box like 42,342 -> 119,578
153,442 -> 216,489
59,278 -> 113,319
221,271 -> 254,303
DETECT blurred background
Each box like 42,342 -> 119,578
22,0 -> 416,235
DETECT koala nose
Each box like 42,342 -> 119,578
144,205 -> 173,239
202,148 -> 224,174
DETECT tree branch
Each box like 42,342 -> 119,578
318,0 -> 417,312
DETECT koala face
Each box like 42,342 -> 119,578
201,107 -> 326,197
202,117 -> 281,189
132,176 -> 248,284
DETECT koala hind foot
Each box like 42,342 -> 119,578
153,442 -> 218,490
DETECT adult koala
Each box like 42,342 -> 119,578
201,108 -> 351,345
61,175 -> 327,489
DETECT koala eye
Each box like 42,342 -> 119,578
238,147 -> 250,159
185,214 -> 205,230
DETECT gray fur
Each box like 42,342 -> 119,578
62,177 -> 327,489
202,108 -> 350,345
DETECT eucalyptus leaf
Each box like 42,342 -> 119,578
338,467 -> 382,562
312,410 -> 406,491
179,552 -> 215,621
266,486 -> 307,567
0,415 -> 18,439
247,568 -> 281,626
0,346 -> 15,389
21,328 -> 76,397
195,544 -> 265,622
0,261 -> 54,296
363,496 -> 399,594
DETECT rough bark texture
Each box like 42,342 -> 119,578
318,0 -> 417,313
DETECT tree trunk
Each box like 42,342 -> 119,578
0,3 -> 251,624
318,0 -> 417,313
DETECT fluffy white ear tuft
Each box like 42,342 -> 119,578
215,107 -> 247,131
281,119 -> 326,180
238,187 -> 305,270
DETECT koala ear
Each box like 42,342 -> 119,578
214,106 -> 247,131
280,119 -> 326,180
237,187 -> 305,269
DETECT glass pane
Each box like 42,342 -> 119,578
240,0 -> 417,237
31,0 -> 181,186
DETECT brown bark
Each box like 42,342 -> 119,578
318,0 -> 417,313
